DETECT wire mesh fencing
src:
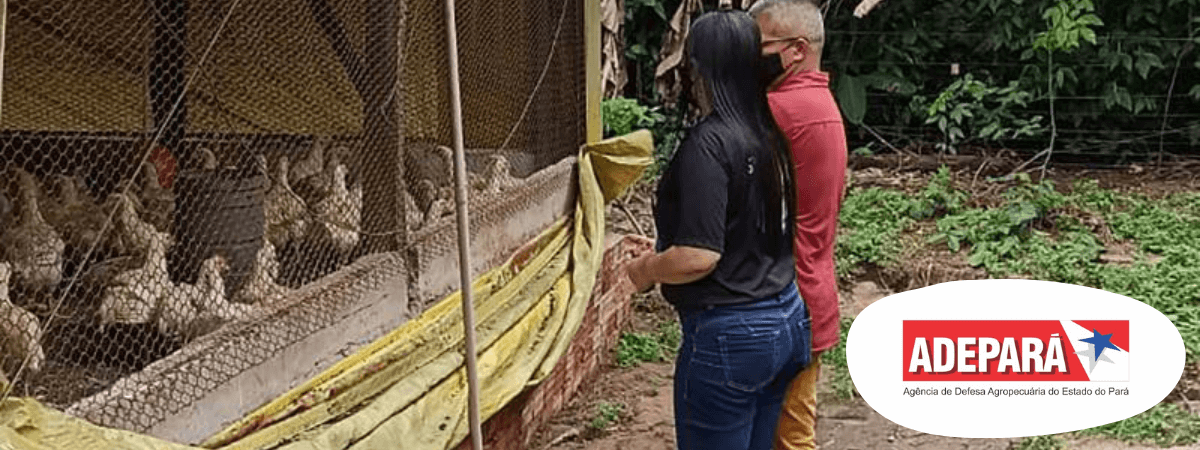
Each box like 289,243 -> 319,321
0,0 -> 585,435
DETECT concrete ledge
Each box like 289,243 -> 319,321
66,252 -> 408,444
409,156 -> 577,306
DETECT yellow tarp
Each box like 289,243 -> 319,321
0,130 -> 653,450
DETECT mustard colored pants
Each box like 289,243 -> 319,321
774,354 -> 822,450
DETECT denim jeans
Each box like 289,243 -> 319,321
674,282 -> 812,450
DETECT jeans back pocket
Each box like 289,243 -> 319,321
718,327 -> 781,392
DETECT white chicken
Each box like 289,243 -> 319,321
96,193 -> 172,328
309,163 -> 361,256
232,240 -> 289,305
1,169 -> 65,295
190,255 -> 257,322
0,262 -> 45,376
263,155 -> 308,249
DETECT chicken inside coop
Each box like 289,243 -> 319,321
0,262 -> 46,378
232,240 -> 289,306
1,169 -> 66,303
165,254 -> 259,340
97,193 -> 174,329
402,144 -> 523,232
308,158 -> 362,258
42,174 -> 124,263
262,154 -> 308,251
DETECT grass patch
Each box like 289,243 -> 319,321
1080,402 -> 1200,446
832,171 -> 1200,441
589,401 -> 625,430
821,317 -> 856,400
1012,435 -> 1067,450
616,320 -> 681,368
836,188 -> 917,276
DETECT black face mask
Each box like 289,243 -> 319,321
758,52 -> 787,89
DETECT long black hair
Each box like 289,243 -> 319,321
685,9 -> 797,244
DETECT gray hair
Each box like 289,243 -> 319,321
748,0 -> 825,49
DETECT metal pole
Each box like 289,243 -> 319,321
443,0 -> 484,447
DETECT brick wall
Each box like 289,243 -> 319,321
454,233 -> 648,450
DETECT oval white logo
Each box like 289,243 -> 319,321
847,279 -> 1185,439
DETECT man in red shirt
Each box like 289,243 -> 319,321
749,1 -> 848,448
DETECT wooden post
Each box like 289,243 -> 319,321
361,0 -> 405,253
150,0 -> 188,163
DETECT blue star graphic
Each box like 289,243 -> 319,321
1080,329 -> 1121,360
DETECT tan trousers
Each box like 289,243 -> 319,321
774,354 -> 822,450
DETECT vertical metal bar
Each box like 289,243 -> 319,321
443,0 -> 484,448
585,0 -> 602,144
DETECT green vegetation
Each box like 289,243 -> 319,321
1080,403 -> 1200,446
820,317 -> 856,401
829,167 -> 1200,444
1013,435 -> 1067,450
615,321 -> 682,368
601,97 -> 662,138
835,187 -> 916,276
589,401 -> 626,430
837,167 -> 1200,358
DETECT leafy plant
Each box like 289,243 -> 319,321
835,187 -> 916,276
908,166 -> 968,219
615,320 -> 681,367
1029,0 -> 1103,170
915,74 -> 1045,154
589,401 -> 626,430
930,174 -> 1067,271
601,97 -> 663,138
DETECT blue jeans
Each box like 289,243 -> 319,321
674,282 -> 811,450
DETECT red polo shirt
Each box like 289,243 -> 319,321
768,70 -> 848,353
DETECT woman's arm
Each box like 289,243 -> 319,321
627,244 -> 721,291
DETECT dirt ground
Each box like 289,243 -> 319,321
531,154 -> 1200,450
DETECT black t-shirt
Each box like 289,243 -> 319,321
654,117 -> 795,311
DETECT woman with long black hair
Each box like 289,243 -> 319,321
625,8 -> 811,450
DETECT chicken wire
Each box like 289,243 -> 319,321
0,0 -> 585,435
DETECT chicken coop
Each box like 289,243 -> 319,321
0,0 -> 600,445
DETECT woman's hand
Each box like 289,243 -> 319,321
626,255 -> 656,293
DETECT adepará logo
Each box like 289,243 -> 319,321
848,280 -> 1184,439
903,320 -> 1128,382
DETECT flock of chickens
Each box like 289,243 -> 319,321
0,140 -> 520,384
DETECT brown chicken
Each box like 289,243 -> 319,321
1,169 -> 65,295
